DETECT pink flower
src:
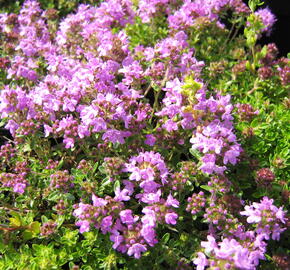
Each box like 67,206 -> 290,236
141,224 -> 157,246
92,194 -> 107,207
120,209 -> 136,225
166,194 -> 179,208
76,220 -> 90,233
144,134 -> 156,146
255,7 -> 276,35
201,235 -> 217,253
127,243 -> 147,259
193,252 -> 208,270
165,212 -> 178,225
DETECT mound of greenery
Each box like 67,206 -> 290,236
0,0 -> 289,269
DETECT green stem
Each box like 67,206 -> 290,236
153,67 -> 170,112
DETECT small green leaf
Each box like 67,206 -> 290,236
189,148 -> 202,158
28,221 -> 40,234
99,165 -> 106,174
252,189 -> 266,198
93,162 -> 99,173
101,177 -> 111,188
9,217 -> 22,227
161,233 -> 170,244
22,230 -> 34,240
200,185 -> 212,191
113,180 -> 120,193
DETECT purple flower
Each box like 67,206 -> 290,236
140,189 -> 161,204
76,220 -> 90,233
240,205 -> 262,223
162,119 -> 178,132
166,194 -> 179,208
193,252 -> 208,270
240,197 -> 287,240
233,247 -> 257,270
13,183 -> 26,194
141,208 -> 156,227
223,145 -> 241,165
102,129 -> 131,144
127,243 -> 147,259
124,151 -> 169,188
63,137 -> 75,148
165,212 -> 178,225
92,194 -> 107,207
120,209 -> 136,225
110,232 -> 124,249
101,215 -> 113,233
141,224 -> 157,246
114,186 -> 131,201
139,180 -> 161,193
215,238 -> 239,259
201,235 -> 217,253
144,134 -> 156,146
255,7 -> 276,35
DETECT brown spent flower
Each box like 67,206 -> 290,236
232,60 -> 247,75
258,66 -> 273,80
255,168 -> 275,187
40,221 -> 57,236
272,254 -> 290,270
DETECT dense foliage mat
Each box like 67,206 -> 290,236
0,0 -> 289,269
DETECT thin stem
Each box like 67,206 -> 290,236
0,203 -> 32,212
0,224 -> 28,231
153,67 -> 170,112
226,22 -> 236,44
248,79 -> 259,95
228,25 -> 240,44
144,81 -> 153,97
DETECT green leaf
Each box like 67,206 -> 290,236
113,180 -> 120,193
101,177 -> 111,188
189,148 -> 202,159
93,162 -> 99,173
252,189 -> 266,198
200,185 -> 212,191
22,143 -> 31,152
98,165 -> 106,174
41,215 -> 49,223
272,183 -> 282,192
22,230 -> 34,240
9,217 -> 22,227
47,190 -> 60,201
161,233 -> 170,244
28,221 -> 41,234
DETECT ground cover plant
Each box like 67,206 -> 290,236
0,0 -> 289,269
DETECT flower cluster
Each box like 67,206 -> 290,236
195,234 -> 266,270
236,103 -> 259,121
168,0 -> 250,31
194,197 -> 288,270
0,143 -> 15,165
50,170 -> 74,192
255,168 -> 275,187
0,172 -> 28,194
186,191 -> 206,215
123,151 -> 169,203
190,91 -> 242,174
254,7 -> 276,35
74,191 -> 179,258
40,221 -> 57,236
240,197 -> 287,241
73,151 -> 179,258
